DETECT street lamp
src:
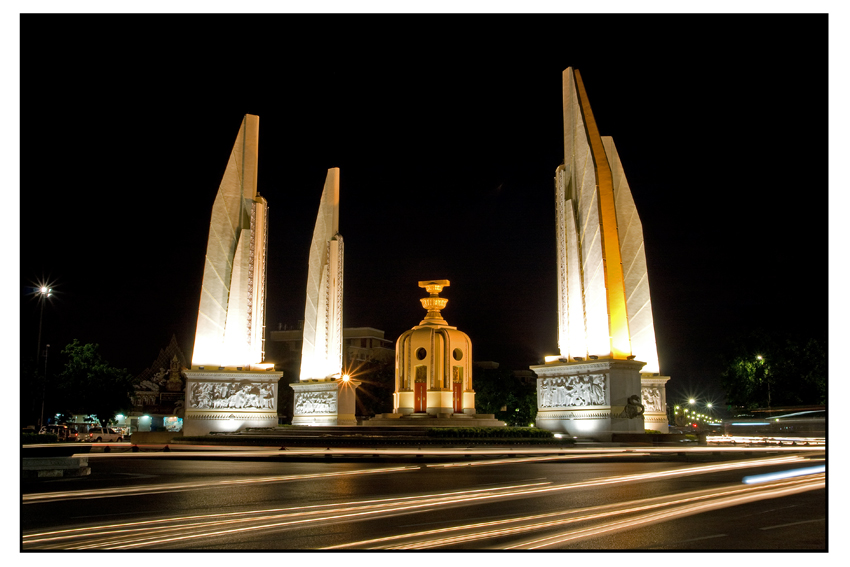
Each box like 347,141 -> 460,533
36,286 -> 52,428
36,286 -> 52,363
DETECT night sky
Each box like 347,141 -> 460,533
18,14 -> 829,406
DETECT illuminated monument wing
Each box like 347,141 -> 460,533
184,114 -> 282,437
291,168 -> 358,426
192,114 -> 268,368
300,168 -> 344,382
533,68 -> 670,439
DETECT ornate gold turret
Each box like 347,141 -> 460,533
419,280 -> 450,325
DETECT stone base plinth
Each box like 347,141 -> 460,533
531,359 -> 646,441
366,413 -> 505,427
641,374 -> 672,433
291,378 -> 361,426
22,456 -> 91,479
183,369 -> 282,436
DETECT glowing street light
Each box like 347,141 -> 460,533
35,285 -> 53,428
689,398 -> 696,405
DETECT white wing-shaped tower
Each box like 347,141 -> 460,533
299,168 -> 343,381
555,68 -> 659,373
605,136 -> 660,374
191,114 -> 268,368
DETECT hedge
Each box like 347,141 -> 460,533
426,427 -> 554,439
22,433 -> 58,444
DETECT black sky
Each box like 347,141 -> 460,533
19,14 -> 829,404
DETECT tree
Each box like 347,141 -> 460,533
54,340 -> 138,426
352,358 -> 396,417
719,330 -> 826,410
473,366 -> 537,426
20,356 -> 43,426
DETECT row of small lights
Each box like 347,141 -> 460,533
672,399 -> 718,427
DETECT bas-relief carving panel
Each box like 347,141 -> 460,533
294,391 -> 338,415
538,375 -> 607,408
188,381 -> 276,410
641,386 -> 663,412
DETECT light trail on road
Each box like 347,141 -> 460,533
506,475 -> 825,550
22,465 -> 420,503
22,455 -> 816,550
329,475 -> 824,549
71,444 -> 826,459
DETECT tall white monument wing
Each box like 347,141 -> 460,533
300,168 -> 343,380
192,114 -> 268,367
604,136 -> 660,374
559,68 -> 610,357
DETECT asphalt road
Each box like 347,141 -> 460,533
21,448 -> 826,550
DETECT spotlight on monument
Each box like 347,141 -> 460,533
342,374 -> 350,382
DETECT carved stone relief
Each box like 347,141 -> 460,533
538,374 -> 607,408
641,386 -> 662,412
188,381 -> 276,410
294,391 -> 338,415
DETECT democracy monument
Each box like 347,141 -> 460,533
368,280 -> 503,426
179,66 -> 670,437
182,114 -> 282,436
530,67 -> 670,440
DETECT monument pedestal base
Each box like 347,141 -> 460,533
366,413 -> 505,427
291,378 -> 361,426
641,374 -> 671,433
530,359 -> 646,442
183,368 -> 282,437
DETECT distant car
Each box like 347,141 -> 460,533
84,427 -> 124,442
38,424 -> 72,441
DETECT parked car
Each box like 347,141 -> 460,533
84,427 -> 125,442
64,426 -> 80,442
38,424 -> 73,441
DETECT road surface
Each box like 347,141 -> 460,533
21,446 -> 826,550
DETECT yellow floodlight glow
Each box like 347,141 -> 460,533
342,374 -> 351,382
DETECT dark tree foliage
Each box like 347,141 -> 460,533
54,340 -> 138,426
20,357 -> 43,426
353,358 -> 396,417
719,330 -> 826,410
473,366 -> 538,427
